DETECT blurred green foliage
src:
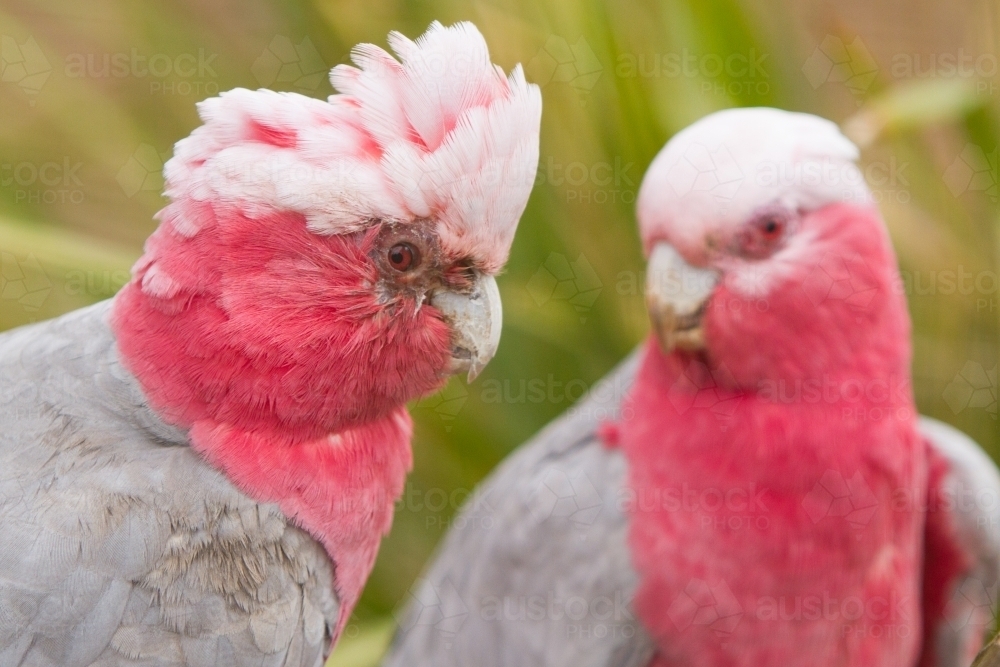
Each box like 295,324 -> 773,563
0,0 -> 997,664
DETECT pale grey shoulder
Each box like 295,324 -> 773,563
0,301 -> 337,667
385,349 -> 655,667
919,416 -> 1000,573
919,416 -> 1000,667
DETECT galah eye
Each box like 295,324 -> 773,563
737,214 -> 789,259
388,243 -> 420,272
760,218 -> 783,237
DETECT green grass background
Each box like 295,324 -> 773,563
0,0 -> 997,664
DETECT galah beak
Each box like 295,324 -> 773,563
430,274 -> 503,382
645,242 -> 719,354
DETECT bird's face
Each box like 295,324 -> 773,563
637,109 -> 911,389
181,206 -> 502,434
368,218 -> 502,382
117,22 -> 541,438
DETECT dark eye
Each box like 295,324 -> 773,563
760,218 -> 783,238
388,243 -> 419,271
737,215 -> 789,259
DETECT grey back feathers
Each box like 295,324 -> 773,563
384,350 -> 656,667
0,301 -> 337,667
918,416 -> 1000,667
384,354 -> 1000,667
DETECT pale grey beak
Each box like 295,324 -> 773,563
430,274 -> 502,382
645,243 -> 719,353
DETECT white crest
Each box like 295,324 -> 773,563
161,22 -> 542,273
637,108 -> 871,254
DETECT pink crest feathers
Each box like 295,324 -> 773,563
160,21 -> 541,274
112,22 -> 542,646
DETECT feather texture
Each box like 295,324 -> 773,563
384,352 -> 656,667
383,355 -> 1000,667
0,302 -> 337,666
385,107 -> 1000,667
159,21 -> 541,273
111,22 -> 543,639
0,21 -> 541,664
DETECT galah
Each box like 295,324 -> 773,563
384,108 -> 1000,667
0,21 -> 540,667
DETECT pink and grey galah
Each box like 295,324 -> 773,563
384,108 -> 1000,667
0,21 -> 540,667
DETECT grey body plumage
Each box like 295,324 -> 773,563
385,351 -> 655,667
385,350 -> 1000,667
0,301 -> 337,667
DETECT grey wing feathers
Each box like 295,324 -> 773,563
919,416 -> 1000,667
384,349 -> 656,667
385,359 -> 1000,667
0,301 -> 337,667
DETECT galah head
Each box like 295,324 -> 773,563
120,22 -> 541,435
637,108 -> 911,387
